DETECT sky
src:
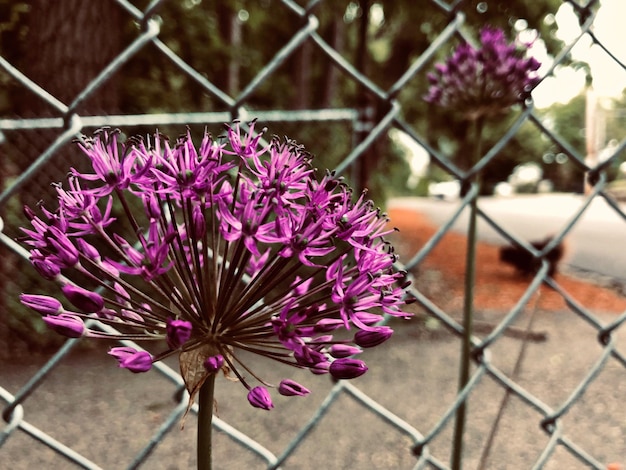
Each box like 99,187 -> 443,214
531,0 -> 626,108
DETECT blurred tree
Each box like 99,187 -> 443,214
537,85 -> 626,193
0,0 -> 578,198
603,90 -> 626,180
0,0 -> 124,355
9,0 -> 124,207
116,0 -> 566,198
543,93 -> 586,192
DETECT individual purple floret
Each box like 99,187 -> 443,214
328,358 -> 369,379
424,26 -> 541,118
278,379 -> 311,397
42,313 -> 86,338
247,386 -> 274,410
203,355 -> 224,374
19,121 -> 412,409
109,347 -> 153,373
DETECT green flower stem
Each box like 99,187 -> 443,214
197,374 -> 216,470
452,116 -> 484,470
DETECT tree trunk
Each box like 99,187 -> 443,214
0,0 -> 123,356
321,17 -> 344,108
293,40 -> 312,110
355,0 -> 372,193
13,0 -> 123,205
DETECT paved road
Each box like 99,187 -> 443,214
388,193 -> 626,283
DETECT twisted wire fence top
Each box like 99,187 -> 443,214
1,0 -> 625,468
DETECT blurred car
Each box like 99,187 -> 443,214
428,180 -> 460,200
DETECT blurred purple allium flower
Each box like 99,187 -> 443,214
424,26 -> 541,118
19,121 -> 412,409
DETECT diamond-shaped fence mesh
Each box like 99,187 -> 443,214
1,0 -> 625,468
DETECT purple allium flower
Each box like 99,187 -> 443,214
61,284 -> 105,313
329,344 -> 362,358
424,26 -> 541,118
19,121 -> 412,409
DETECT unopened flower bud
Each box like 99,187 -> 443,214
329,358 -> 368,380
203,354 -> 224,374
329,344 -> 362,359
108,346 -> 136,361
354,326 -> 393,348
192,205 -> 206,238
43,313 -> 85,338
121,308 -> 144,323
166,318 -> 192,349
109,347 -> 152,373
247,386 -> 274,410
31,257 -> 61,280
20,294 -> 63,315
76,239 -> 100,260
278,379 -> 310,397
62,284 -> 105,313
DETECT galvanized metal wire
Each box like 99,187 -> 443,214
1,0 -> 625,468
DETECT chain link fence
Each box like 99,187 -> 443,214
1,0 -> 625,468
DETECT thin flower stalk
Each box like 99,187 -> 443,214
424,26 -> 541,470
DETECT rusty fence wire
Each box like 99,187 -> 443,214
1,0 -> 625,468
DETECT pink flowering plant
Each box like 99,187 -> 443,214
424,26 -> 540,119
19,121 -> 412,468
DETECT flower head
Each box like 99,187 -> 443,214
424,26 -> 541,118
19,121 -> 412,409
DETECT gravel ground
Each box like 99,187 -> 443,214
1,206 -> 625,469
1,309 -> 625,470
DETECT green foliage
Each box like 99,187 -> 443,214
550,93 -> 586,153
538,90 -> 626,192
